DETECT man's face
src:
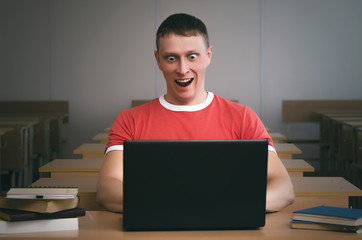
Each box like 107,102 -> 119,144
155,33 -> 212,105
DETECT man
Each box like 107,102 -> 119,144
97,13 -> 295,213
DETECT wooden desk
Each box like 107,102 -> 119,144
73,143 -> 106,159
0,120 -> 38,187
39,159 -> 103,178
269,132 -> 286,143
38,159 -> 312,178
31,176 -> 362,213
316,111 -> 362,175
92,133 -> 108,144
274,143 -> 302,159
2,200 -> 362,239
281,160 -> 314,177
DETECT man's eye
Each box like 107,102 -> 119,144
189,54 -> 197,60
167,56 -> 176,62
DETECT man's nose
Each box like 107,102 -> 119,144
176,59 -> 189,74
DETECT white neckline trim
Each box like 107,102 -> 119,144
159,92 -> 214,112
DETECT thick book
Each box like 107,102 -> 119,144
0,217 -> 78,234
0,196 -> 79,213
6,187 -> 78,199
291,220 -> 362,233
0,207 -> 86,222
292,206 -> 362,227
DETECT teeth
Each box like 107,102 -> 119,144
176,78 -> 193,83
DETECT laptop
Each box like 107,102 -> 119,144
123,139 -> 268,231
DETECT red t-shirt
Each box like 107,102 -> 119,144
106,92 -> 273,153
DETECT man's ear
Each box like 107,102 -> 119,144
154,50 -> 161,70
206,45 -> 213,67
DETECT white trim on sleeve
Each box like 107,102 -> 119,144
105,145 -> 123,155
268,145 -> 276,153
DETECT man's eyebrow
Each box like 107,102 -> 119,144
161,50 -> 201,56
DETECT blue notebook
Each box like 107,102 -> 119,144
292,206 -> 362,226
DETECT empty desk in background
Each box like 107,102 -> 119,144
337,121 -> 362,176
274,143 -> 302,159
0,128 -> 14,190
39,159 -> 103,178
92,133 -> 108,143
291,176 -> 362,210
0,120 -> 38,187
73,143 -> 106,159
353,128 -> 362,186
269,132 -> 286,143
0,116 -> 53,164
281,159 -> 314,177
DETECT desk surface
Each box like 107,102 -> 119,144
274,143 -> 302,154
291,177 -> 362,197
73,143 -> 106,155
342,121 -> 362,127
32,176 -> 362,198
281,160 -> 314,173
39,159 -> 313,175
2,204 -> 362,239
39,159 -> 103,172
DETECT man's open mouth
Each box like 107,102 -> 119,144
175,78 -> 194,87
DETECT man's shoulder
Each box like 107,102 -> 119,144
120,98 -> 160,117
213,94 -> 249,110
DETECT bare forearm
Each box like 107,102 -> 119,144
265,151 -> 295,212
96,177 -> 123,212
96,151 -> 124,212
266,177 -> 295,212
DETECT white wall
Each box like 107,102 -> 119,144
1,0 -> 362,158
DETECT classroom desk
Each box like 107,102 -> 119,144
2,205 -> 362,240
74,143 -> 302,160
73,143 -> 106,159
337,121 -> 362,176
0,113 -> 69,158
269,132 -> 286,143
39,159 -> 103,178
274,143 -> 302,159
92,133 -> 108,143
281,159 -> 314,177
31,176 -> 362,212
315,111 -> 362,175
2,197 -> 362,239
39,159 -> 313,178
0,121 -> 38,187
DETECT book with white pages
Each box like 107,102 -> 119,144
6,187 -> 78,199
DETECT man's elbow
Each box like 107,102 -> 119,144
266,185 -> 295,212
96,191 -> 123,212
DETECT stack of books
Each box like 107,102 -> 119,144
291,205 -> 362,233
0,187 -> 85,234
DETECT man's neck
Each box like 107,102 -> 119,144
164,91 -> 208,106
